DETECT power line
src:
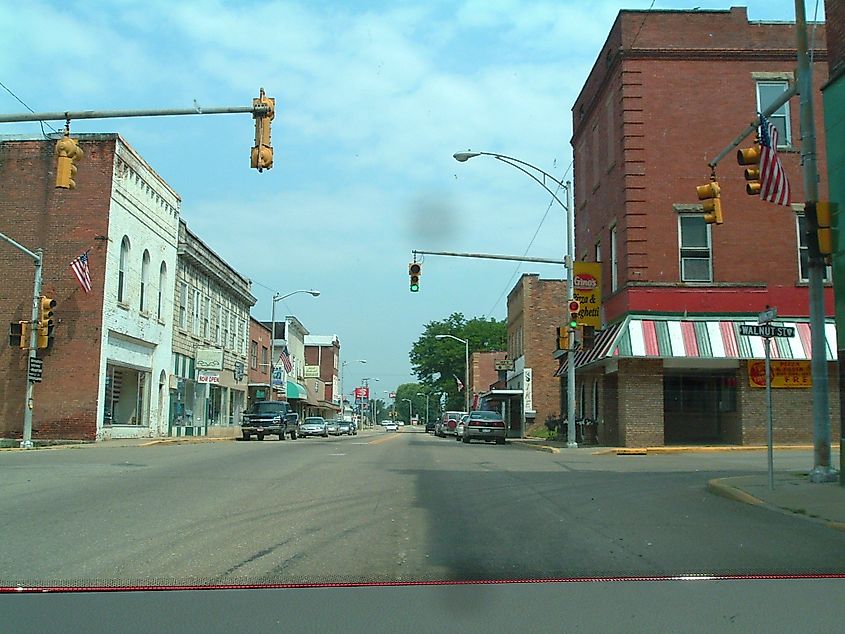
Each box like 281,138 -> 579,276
0,80 -> 59,136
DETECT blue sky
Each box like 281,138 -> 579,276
0,1 -> 822,396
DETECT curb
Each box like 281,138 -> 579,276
511,440 -> 560,454
590,445 -> 817,456
139,437 -> 236,447
706,478 -> 766,506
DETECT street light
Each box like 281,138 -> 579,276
362,377 -> 379,426
416,392 -> 430,427
402,398 -> 413,424
435,334 -> 470,414
269,289 -> 320,401
340,359 -> 366,421
453,149 -> 576,448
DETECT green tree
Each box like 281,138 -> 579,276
409,313 -> 506,411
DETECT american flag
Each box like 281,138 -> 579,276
454,374 -> 464,392
758,114 -> 791,207
279,346 -> 294,373
70,251 -> 92,293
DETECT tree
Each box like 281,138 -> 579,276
408,313 -> 506,411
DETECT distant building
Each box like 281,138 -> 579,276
469,350 -> 507,406
304,334 -> 341,419
247,317 -> 272,407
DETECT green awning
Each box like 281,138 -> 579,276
286,380 -> 308,399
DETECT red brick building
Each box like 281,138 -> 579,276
247,317 -> 272,406
304,334 -> 341,419
568,7 -> 838,446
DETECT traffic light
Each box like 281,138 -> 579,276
815,202 -> 836,258
55,134 -> 84,189
409,262 -> 421,292
37,296 -> 56,349
556,326 -> 570,351
568,300 -> 580,329
737,144 -> 762,195
250,87 -> 275,172
9,321 -> 29,349
696,181 -> 723,225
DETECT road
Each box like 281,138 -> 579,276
1,428 -> 844,587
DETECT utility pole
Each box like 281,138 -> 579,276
0,231 -> 42,448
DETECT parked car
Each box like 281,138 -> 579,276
327,419 -> 342,435
382,421 -> 399,432
336,421 -> 354,435
241,401 -> 299,440
299,416 -> 329,437
461,410 -> 507,445
425,418 -> 437,433
437,411 -> 466,437
455,414 -> 470,440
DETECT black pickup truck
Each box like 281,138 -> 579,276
241,401 -> 300,440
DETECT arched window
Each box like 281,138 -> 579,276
140,250 -> 150,311
118,237 -> 130,303
157,262 -> 167,320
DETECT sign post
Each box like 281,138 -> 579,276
740,318 -> 796,490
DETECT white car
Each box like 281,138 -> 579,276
382,421 -> 399,432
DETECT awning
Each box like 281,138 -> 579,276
556,315 -> 837,376
285,381 -> 308,399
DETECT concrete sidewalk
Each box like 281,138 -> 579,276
512,436 -> 816,455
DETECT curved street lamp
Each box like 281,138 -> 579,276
435,333 -> 470,414
453,149 -> 576,447
401,398 -> 413,425
340,359 -> 366,421
269,289 -> 320,402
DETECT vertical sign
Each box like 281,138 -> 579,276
523,368 -> 534,414
573,262 -> 602,328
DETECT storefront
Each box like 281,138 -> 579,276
478,389 -> 524,438
103,362 -> 151,428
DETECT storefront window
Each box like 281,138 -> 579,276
104,363 -> 150,426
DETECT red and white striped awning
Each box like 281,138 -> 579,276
555,316 -> 837,376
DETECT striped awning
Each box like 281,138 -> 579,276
555,316 -> 837,376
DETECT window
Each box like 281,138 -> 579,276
215,303 -> 222,344
192,288 -> 200,336
591,124 -> 600,189
203,296 -> 210,339
610,226 -> 618,292
261,346 -> 268,372
756,80 -> 791,146
118,236 -> 130,303
595,241 -> 601,263
593,380 -> 600,419
157,262 -> 167,320
796,215 -> 832,282
679,215 -> 712,283
178,282 -> 187,328
140,250 -> 150,312
250,341 -> 258,369
223,309 -> 229,350
605,95 -> 614,168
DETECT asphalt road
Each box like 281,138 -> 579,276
2,428 -> 844,587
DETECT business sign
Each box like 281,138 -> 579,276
748,360 -> 812,388
495,359 -> 514,371
739,324 -> 795,338
523,367 -> 533,414
389,392 -> 396,398
354,386 -> 369,400
304,365 -> 320,378
197,371 -> 220,384
234,361 -> 245,382
271,367 -> 284,386
573,262 -> 602,329
195,347 -> 224,370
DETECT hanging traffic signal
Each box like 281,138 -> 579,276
696,181 -> 723,225
814,201 -> 837,259
409,262 -> 421,292
568,299 -> 580,329
556,326 -> 570,351
9,321 -> 29,349
250,87 -> 275,172
55,135 -> 84,189
37,296 -> 56,349
737,144 -> 762,195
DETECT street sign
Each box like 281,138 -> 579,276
758,307 -> 778,325
389,392 -> 396,398
494,359 -> 515,371
28,357 -> 43,382
739,324 -> 795,338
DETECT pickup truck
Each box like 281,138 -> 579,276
241,401 -> 300,440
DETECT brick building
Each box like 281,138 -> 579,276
304,334 -> 341,419
247,317 -> 272,407
0,134 -> 179,441
567,7 -> 838,446
487,274 -> 567,436
469,350 -> 507,406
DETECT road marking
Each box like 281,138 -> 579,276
368,434 -> 403,446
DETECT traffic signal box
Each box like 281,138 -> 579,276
567,300 -> 580,329
251,88 -> 275,172
55,135 -> 84,189
37,296 -> 56,349
409,262 -> 421,292
737,144 -> 762,195
556,326 -> 569,351
9,321 -> 29,349
696,181 -> 723,225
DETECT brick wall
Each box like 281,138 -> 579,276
616,358 -> 664,446
248,317 -> 271,385
0,137 -> 114,440
826,0 -> 844,78
471,350 -> 506,396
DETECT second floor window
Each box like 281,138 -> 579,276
610,226 -> 618,292
679,215 -> 712,283
192,288 -> 200,336
140,250 -> 150,312
118,236 -> 130,303
250,341 -> 258,369
756,80 -> 791,147
178,282 -> 187,329
203,296 -> 210,339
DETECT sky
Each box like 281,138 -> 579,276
0,0 -> 823,397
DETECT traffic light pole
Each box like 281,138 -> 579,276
411,250 -> 564,265
565,182 -> 577,449
0,104 -> 271,124
0,231 -> 42,448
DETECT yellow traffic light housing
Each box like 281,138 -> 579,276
409,262 -> 421,292
556,326 -> 570,351
55,134 -> 84,189
37,296 -> 56,349
9,321 -> 29,349
737,144 -> 761,195
251,87 -> 275,172
697,181 -> 723,225
815,201 -> 836,257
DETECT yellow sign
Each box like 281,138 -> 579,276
748,360 -> 812,388
573,262 -> 602,329
304,365 -> 320,378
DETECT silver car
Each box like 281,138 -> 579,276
299,416 -> 329,437
461,410 -> 507,445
